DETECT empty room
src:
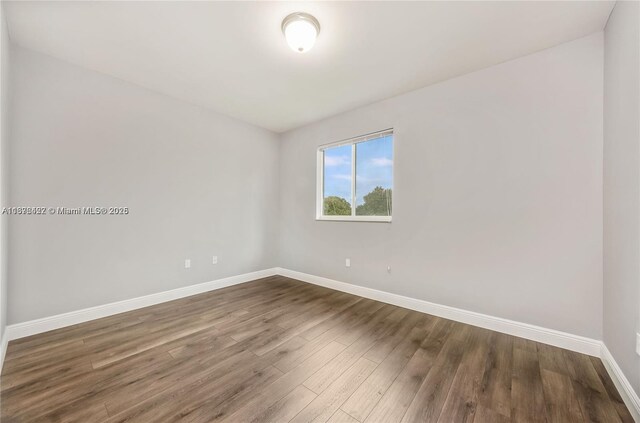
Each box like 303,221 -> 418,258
0,1 -> 638,422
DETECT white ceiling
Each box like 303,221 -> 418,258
4,1 -> 614,133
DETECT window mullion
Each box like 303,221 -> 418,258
351,143 -> 356,216
318,150 -> 324,218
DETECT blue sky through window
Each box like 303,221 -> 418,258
356,136 -> 393,206
323,135 -> 393,206
323,144 -> 352,201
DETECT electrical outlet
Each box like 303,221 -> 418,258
184,259 -> 191,269
636,333 -> 640,356
345,258 -> 351,268
212,256 -> 218,265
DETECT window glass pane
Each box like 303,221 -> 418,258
323,144 -> 352,216
355,135 -> 393,216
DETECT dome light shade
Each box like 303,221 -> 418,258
282,12 -> 320,53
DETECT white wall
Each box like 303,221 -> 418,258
0,4 -> 11,346
279,33 -> 604,339
8,46 -> 280,324
0,7 -> 8,349
603,0 -> 640,396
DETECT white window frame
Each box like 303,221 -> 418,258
316,128 -> 393,223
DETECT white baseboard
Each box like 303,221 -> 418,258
6,268 -> 278,341
275,268 -> 602,357
601,344 -> 640,422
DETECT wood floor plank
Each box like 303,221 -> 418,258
1,348 -> 175,419
274,300 -> 386,374
435,327 -> 493,423
341,324 -> 430,421
249,385 -> 317,423
511,345 -> 548,423
303,304 -> 398,394
291,358 -> 378,423
169,366 -> 286,423
90,319 -> 220,368
218,285 -> 338,338
327,409 -> 360,423
475,332 -> 513,419
250,295 -> 362,357
275,292 -> 356,329
1,276 -> 632,423
563,350 -> 623,423
167,331 -> 237,359
473,404 -> 511,423
540,368 -> 584,423
364,346 -> 434,422
0,340 -> 93,391
300,298 -> 374,342
363,311 -> 431,364
106,365 -> 283,423
177,338 -> 342,423
334,304 -> 400,346
537,342 -> 569,376
38,401 -> 111,423
401,321 -> 469,423
589,356 -> 636,423
105,349 -> 260,416
363,322 -> 458,423
218,341 -> 347,423
2,339 -> 89,374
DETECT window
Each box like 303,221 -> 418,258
317,129 -> 393,222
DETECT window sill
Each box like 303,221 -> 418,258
316,215 -> 392,223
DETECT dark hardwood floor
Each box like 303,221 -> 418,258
0,276 -> 634,422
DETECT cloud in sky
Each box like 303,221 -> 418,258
371,157 -> 393,167
332,173 -> 352,181
324,155 -> 350,167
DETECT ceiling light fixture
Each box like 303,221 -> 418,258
281,12 -> 320,53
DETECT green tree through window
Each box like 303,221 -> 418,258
323,196 -> 352,215
356,186 -> 392,216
